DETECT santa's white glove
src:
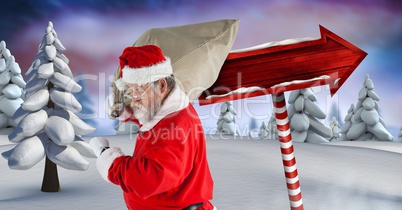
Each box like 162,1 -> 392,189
89,137 -> 110,157
90,138 -> 125,182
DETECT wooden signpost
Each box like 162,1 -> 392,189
199,25 -> 367,209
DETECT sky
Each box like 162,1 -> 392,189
1,0 -> 401,137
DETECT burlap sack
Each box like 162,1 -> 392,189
112,19 -> 239,101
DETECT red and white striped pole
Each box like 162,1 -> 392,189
272,92 -> 304,210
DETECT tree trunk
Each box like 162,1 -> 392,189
41,82 -> 60,192
41,156 -> 60,192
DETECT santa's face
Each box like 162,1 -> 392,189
125,83 -> 162,124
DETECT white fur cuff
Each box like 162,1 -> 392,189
96,147 -> 125,182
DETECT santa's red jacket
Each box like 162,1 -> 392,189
96,85 -> 214,210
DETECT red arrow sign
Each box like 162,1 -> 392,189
198,25 -> 367,106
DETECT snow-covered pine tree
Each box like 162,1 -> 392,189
0,41 -> 26,134
329,117 -> 340,141
216,101 -> 238,135
339,104 -> 354,141
258,121 -> 269,139
345,74 -> 393,141
1,21 -> 96,192
288,88 -> 331,143
267,112 -> 277,140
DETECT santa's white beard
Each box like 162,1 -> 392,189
132,97 -> 162,125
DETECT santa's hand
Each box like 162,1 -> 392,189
89,137 -> 110,157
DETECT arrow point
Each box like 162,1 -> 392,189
321,25 -> 368,98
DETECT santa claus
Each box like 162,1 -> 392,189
90,45 -> 215,210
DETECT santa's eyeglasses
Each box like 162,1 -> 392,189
123,85 -> 151,101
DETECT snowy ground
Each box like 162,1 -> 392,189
1,134 -> 402,210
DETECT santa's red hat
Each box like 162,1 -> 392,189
118,45 -> 172,85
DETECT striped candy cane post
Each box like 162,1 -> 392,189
272,92 -> 304,210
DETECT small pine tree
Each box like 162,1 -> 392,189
328,117 -> 340,141
268,112 -> 277,140
258,122 -> 269,139
0,41 -> 26,134
217,101 -> 238,135
346,74 -> 393,141
288,88 -> 331,143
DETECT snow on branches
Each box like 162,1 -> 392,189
339,104 -> 355,141
258,122 -> 269,139
217,101 -> 239,136
288,88 -> 331,143
328,117 -> 341,141
0,41 -> 26,133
